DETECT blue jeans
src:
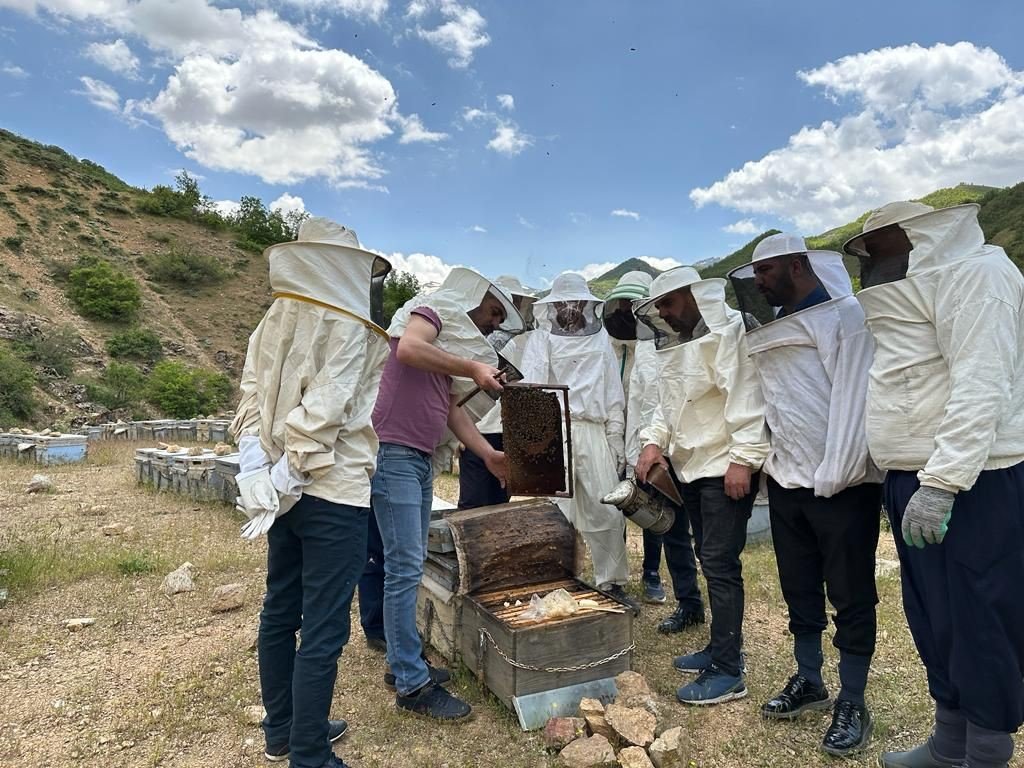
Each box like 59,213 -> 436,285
372,442 -> 433,695
258,494 -> 367,768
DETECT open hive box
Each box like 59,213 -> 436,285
419,500 -> 633,717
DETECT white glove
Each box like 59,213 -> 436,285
237,435 -> 272,474
270,453 -> 309,499
236,467 -> 280,540
607,432 -> 626,477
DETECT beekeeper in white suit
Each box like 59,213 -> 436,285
458,275 -> 537,509
635,266 -> 768,707
518,272 -> 636,612
230,218 -> 390,768
371,266 -> 523,720
728,233 -> 883,757
603,270 -> 706,624
845,202 -> 1024,768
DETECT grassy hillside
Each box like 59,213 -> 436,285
0,128 -> 288,428
588,257 -> 662,298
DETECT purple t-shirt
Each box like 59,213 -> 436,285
372,307 -> 453,454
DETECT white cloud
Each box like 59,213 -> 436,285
385,250 -> 459,286
269,192 -> 306,216
577,262 -> 617,280
516,214 -> 535,229
690,42 -> 1024,232
468,224 -> 486,233
74,76 -> 121,112
138,46 -> 397,185
85,39 -> 140,78
408,0 -> 489,68
568,211 -> 589,225
611,208 -> 640,221
496,93 -> 514,111
487,123 -> 532,156
396,112 -> 448,144
2,62 -> 28,78
210,199 -> 241,218
639,256 -> 682,271
279,0 -> 389,22
722,218 -> 761,235
462,106 -> 488,122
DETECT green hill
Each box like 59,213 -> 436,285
588,257 -> 661,298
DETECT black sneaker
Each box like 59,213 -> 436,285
642,571 -> 667,604
822,699 -> 872,756
396,682 -> 472,720
264,718 -> 348,762
319,757 -> 351,768
761,674 -> 831,720
657,604 -> 705,634
384,662 -> 451,691
601,583 -> 641,616
365,635 -> 387,653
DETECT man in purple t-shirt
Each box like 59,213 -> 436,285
371,270 -> 520,720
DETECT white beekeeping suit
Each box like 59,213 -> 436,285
727,236 -> 883,497
519,272 -> 628,590
849,203 -> 1024,492
601,271 -> 660,472
389,267 -> 525,475
637,268 -> 769,483
230,218 -> 392,537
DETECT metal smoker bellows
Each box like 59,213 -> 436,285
601,463 -> 681,535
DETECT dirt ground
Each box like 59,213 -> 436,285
0,442 -> 1004,768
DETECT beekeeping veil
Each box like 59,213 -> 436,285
634,267 -> 730,350
728,233 -> 852,329
533,272 -> 604,337
602,270 -> 655,342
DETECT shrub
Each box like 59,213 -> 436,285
0,346 -> 36,424
15,324 -> 79,377
106,327 -> 163,362
87,361 -> 146,409
3,235 -> 23,251
67,255 -> 141,321
146,361 -> 233,418
383,270 -> 421,325
145,246 -> 227,286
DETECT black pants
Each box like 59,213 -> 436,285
458,433 -> 510,509
642,527 -> 662,575
658,495 -> 704,611
357,504 -> 385,642
886,464 -> 1024,733
768,478 -> 881,657
681,475 -> 756,677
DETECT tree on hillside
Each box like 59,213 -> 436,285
382,270 -> 421,325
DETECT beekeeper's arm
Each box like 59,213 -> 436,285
714,331 -> 770,499
626,344 -> 659,473
920,275 -> 1021,493
603,346 -> 627,475
448,395 -> 508,487
397,313 -> 502,392
814,315 -> 875,498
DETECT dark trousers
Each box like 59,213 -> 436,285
258,494 -> 367,768
768,479 -> 881,657
642,528 -> 662,575
886,464 -> 1024,733
681,475 -> 756,677
659,497 -> 704,611
358,506 -> 385,643
458,433 -> 510,509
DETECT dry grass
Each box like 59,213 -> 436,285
0,443 -> 1003,767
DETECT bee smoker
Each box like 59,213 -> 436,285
601,463 -> 682,535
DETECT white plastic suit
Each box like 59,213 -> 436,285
637,269 -> 769,483
230,218 -> 392,538
728,236 -> 882,497
519,272 -> 627,587
852,203 -> 1024,493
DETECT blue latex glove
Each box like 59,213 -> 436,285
902,486 -> 955,548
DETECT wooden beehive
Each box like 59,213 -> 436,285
440,500 -> 633,707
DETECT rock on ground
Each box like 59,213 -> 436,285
244,705 -> 265,725
64,618 -> 96,632
649,726 -> 683,768
557,734 -> 617,768
618,746 -> 656,768
543,717 -> 587,751
161,562 -> 197,596
615,670 -> 658,715
26,474 -> 53,494
211,583 -> 245,613
876,558 -> 901,578
605,703 -> 656,748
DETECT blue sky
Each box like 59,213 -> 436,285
2,0 -> 1024,287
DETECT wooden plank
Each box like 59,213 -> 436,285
446,499 -> 576,595
427,520 -> 455,554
